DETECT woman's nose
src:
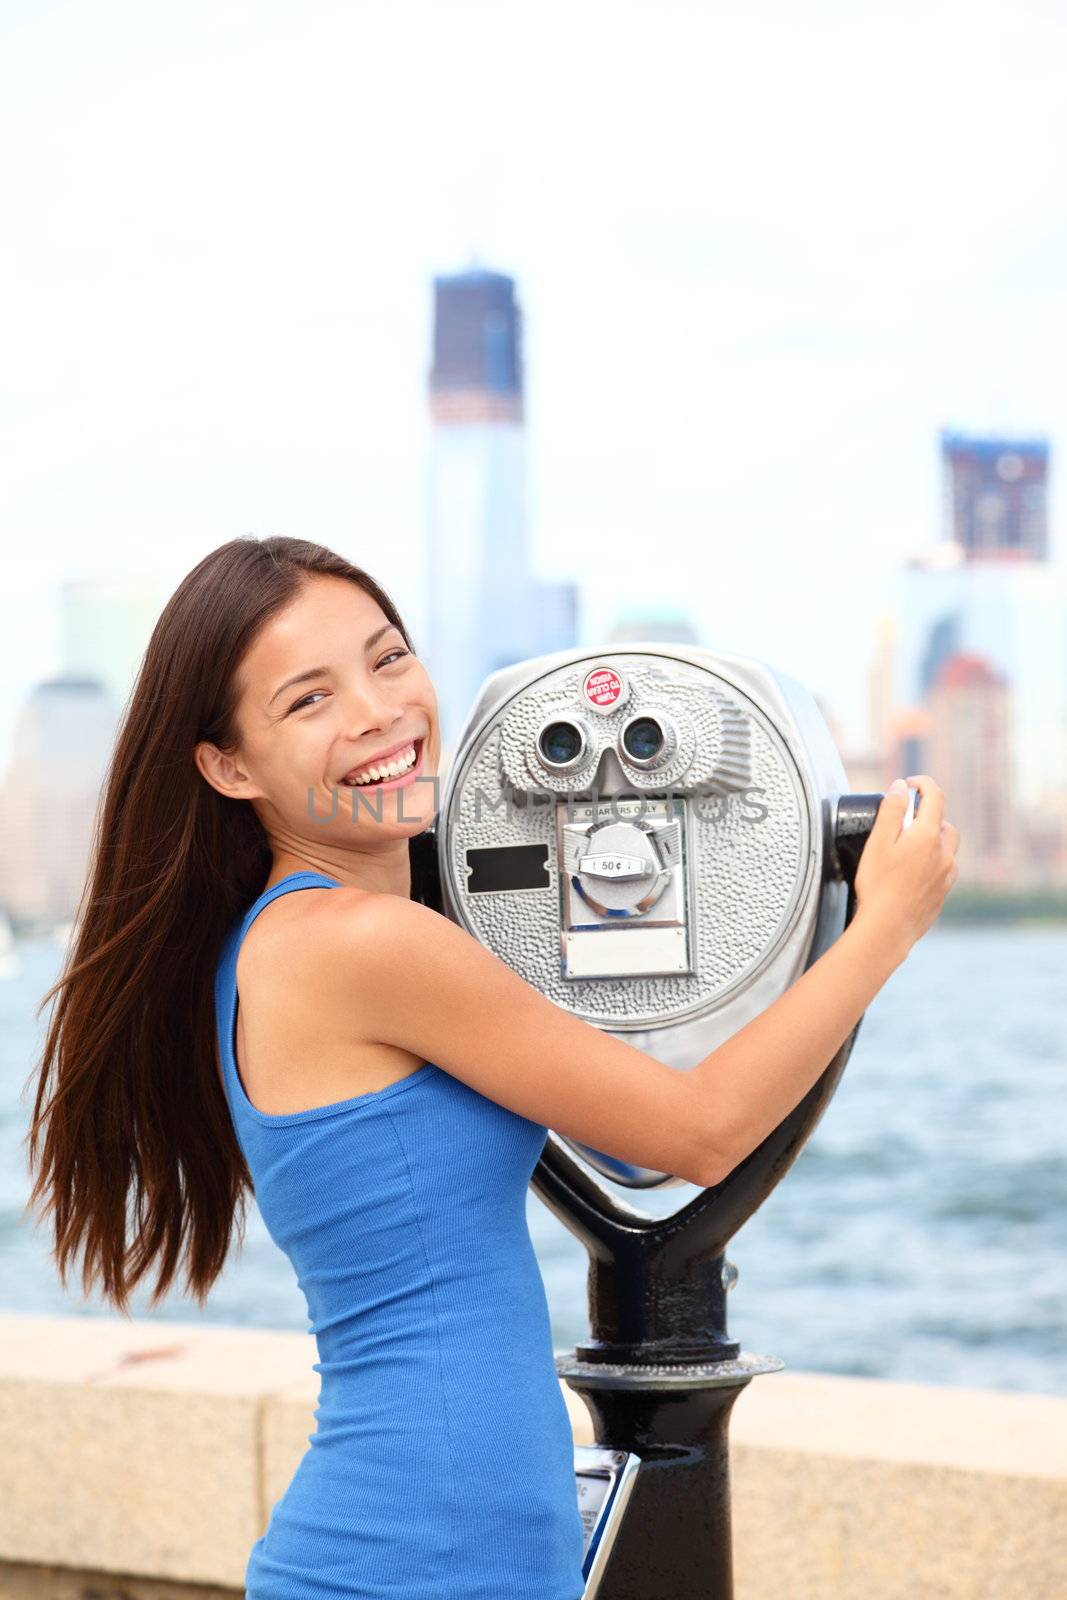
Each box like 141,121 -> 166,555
342,683 -> 404,736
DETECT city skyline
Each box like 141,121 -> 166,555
3,393 -> 1064,927
3,0 -> 1065,765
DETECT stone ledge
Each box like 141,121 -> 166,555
1,1312 -> 1064,1600
0,1560 -> 236,1600
730,1370 -> 1067,1600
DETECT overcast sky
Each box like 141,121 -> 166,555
2,0 -> 1065,758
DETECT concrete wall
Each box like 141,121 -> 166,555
1,1313 -> 1064,1599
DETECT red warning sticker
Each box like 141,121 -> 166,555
582,665 -> 626,710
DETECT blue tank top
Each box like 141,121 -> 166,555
213,871 -> 585,1600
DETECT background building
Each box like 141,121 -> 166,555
59,574 -> 161,712
865,427 -> 1066,888
425,266 -> 578,761
926,653 -> 1014,886
0,578 -> 159,929
0,678 -> 118,929
605,607 -> 700,647
940,430 -> 1050,563
892,556 -> 1067,819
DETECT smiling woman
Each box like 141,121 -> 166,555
22,535 -> 437,1312
19,534 -> 587,1600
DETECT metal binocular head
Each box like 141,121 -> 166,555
436,643 -> 876,1191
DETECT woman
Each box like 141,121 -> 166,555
24,535 -> 959,1600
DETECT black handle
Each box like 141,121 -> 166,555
830,792 -> 882,886
828,788 -> 921,887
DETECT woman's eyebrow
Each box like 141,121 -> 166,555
266,624 -> 402,707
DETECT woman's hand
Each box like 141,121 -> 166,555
853,772 -> 960,950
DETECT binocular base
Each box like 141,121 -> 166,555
558,1350 -> 784,1600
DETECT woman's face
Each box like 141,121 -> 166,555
207,573 -> 441,855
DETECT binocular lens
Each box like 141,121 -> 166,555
539,720 -> 585,767
621,717 -> 665,762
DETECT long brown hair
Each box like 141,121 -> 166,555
21,536 -> 416,1315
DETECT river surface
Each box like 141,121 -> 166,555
2,925 -> 1064,1396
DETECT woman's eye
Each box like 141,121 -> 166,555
288,690 -> 327,714
286,652 -> 410,714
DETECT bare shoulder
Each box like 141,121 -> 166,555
259,886 -> 454,952
238,887 -> 446,1024
299,890 -> 467,996
327,891 -> 482,974
232,887 -> 428,1110
238,883 -> 382,986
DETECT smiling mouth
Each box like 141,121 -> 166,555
340,737 -> 424,788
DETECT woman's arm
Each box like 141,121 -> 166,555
299,773 -> 958,1187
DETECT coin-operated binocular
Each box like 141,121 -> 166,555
428,644 -> 904,1600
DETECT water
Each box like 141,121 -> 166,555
3,926 -> 1064,1397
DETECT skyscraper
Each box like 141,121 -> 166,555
0,678 -> 118,927
892,557 -> 1067,816
429,270 -> 524,427
926,653 -> 1014,885
60,574 -> 162,712
940,430 -> 1050,562
425,267 -> 578,759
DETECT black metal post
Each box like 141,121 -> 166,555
532,1016 -> 860,1600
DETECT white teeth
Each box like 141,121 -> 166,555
343,742 -> 418,787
